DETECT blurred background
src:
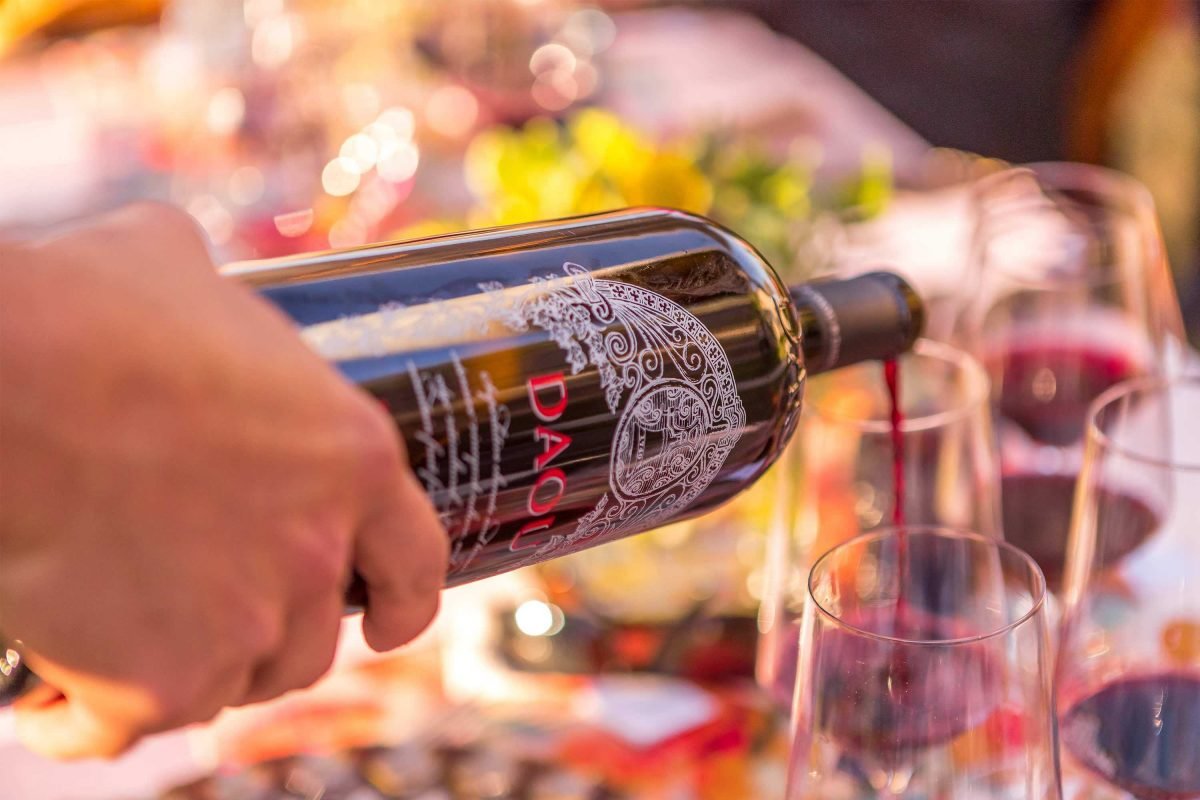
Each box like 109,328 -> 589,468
1,0 -> 1195,293
0,1 -> 1197,798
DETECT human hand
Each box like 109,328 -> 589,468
0,204 -> 447,759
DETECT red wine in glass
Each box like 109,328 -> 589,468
818,606 -> 1000,761
1061,673 -> 1200,800
790,527 -> 1059,799
988,337 -> 1144,448
1000,475 -> 1160,589
988,337 -> 1151,590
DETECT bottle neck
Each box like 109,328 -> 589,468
789,272 -> 925,374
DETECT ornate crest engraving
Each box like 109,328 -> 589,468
494,264 -> 747,559
299,263 -> 746,562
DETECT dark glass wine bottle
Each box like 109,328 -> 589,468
0,208 -> 922,704
234,207 -> 923,586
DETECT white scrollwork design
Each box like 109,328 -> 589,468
494,264 -> 747,560
299,263 -> 746,563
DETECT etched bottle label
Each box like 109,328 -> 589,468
300,264 -> 746,582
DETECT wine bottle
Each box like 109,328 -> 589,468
236,207 -> 922,586
0,208 -> 922,704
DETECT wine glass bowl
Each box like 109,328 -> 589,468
970,164 -> 1163,440
803,340 -> 1000,536
1057,377 -> 1200,800
787,527 -> 1061,799
962,163 -> 1183,593
757,339 -> 1000,708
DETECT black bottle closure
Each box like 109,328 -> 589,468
792,272 -> 925,374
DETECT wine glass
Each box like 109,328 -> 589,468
1056,377 -> 1200,800
961,162 -> 1185,592
787,527 -> 1061,800
757,339 -> 1001,708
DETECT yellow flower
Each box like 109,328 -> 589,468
624,150 -> 713,214
569,108 -> 652,179
454,107 -> 883,266
763,171 -> 811,217
463,129 -> 511,199
572,177 -> 626,215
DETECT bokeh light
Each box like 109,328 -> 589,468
341,133 -> 380,173
529,43 -> 576,77
514,599 -> 565,637
206,87 -> 245,136
322,157 -> 362,197
532,70 -> 577,111
425,85 -> 479,140
273,208 -> 315,238
378,141 -> 420,183
251,14 -> 297,68
377,107 -> 416,140
560,8 -> 617,57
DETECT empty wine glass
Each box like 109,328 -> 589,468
757,339 -> 1000,709
1056,377 -> 1200,800
960,162 -> 1186,592
787,527 -> 1061,800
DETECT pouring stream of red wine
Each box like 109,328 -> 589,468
884,357 -> 910,620
885,358 -> 906,528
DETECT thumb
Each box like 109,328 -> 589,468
355,467 -> 447,653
